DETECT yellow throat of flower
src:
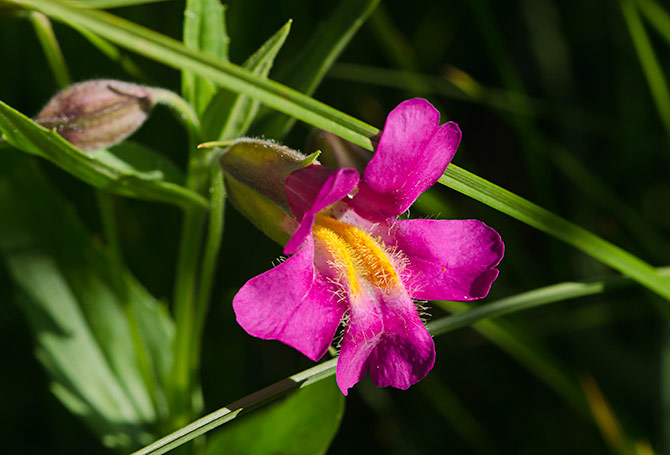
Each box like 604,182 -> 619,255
312,214 -> 401,298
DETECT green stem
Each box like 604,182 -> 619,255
171,206 -> 206,426
192,167 -> 225,365
148,87 -> 201,135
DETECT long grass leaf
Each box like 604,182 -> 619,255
260,0 -> 379,138
620,0 -> 670,137
15,0 -> 378,148
439,165 -> 670,300
29,11 -> 70,88
0,100 -> 207,208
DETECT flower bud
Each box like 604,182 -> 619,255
34,79 -> 155,152
306,129 -> 371,173
219,138 -> 318,245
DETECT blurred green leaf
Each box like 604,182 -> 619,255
259,0 -> 379,138
0,151 -> 174,450
182,0 -> 229,115
202,19 -> 291,141
637,0 -> 670,45
204,377 -> 344,455
63,0 -> 168,8
0,99 -> 207,208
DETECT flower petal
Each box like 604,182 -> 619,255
284,165 -> 359,255
350,98 -> 461,221
336,289 -> 435,394
336,297 -> 383,395
389,219 -> 504,301
368,294 -> 435,390
233,237 -> 346,361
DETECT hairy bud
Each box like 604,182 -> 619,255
35,79 -> 155,152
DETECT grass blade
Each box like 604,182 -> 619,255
14,0 -> 378,148
0,100 -> 207,208
439,165 -> 670,300
260,0 -> 379,138
29,11 -> 70,88
620,0 -> 670,137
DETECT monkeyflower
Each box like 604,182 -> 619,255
220,99 -> 504,395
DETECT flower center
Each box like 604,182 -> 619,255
312,214 -> 401,298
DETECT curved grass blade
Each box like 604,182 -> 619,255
204,377 -> 344,455
0,100 -> 207,208
259,0 -> 380,138
30,11 -> 70,88
439,165 -> 670,300
63,0 -> 168,7
620,0 -> 670,137
131,358 -> 338,455
14,0 -> 378,149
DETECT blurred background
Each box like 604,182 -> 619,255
0,0 -> 669,453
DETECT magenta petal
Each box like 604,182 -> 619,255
284,165 -> 359,255
336,301 -> 383,395
391,219 -> 504,301
233,238 -> 345,361
368,295 -> 435,390
350,98 -> 461,221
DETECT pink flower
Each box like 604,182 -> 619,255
232,99 -> 504,395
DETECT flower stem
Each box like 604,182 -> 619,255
191,167 -> 225,365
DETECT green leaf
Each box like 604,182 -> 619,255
0,151 -> 174,450
439,165 -> 670,300
0,99 -> 207,208
182,0 -> 229,115
204,377 -> 344,455
259,0 -> 380,138
201,19 -> 291,141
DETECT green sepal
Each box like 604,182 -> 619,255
218,138 -> 319,245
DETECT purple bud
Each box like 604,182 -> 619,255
35,79 -> 155,152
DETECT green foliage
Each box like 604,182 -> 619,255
182,0 -> 229,116
205,378 -> 344,455
0,100 -> 206,208
0,0 -> 669,453
202,19 -> 292,141
0,151 -> 174,450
